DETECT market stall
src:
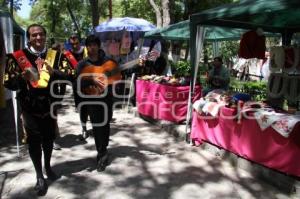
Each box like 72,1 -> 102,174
189,0 -> 300,177
137,20 -> 257,123
136,78 -> 201,123
142,18 -> 279,124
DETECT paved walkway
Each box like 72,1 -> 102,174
0,92 -> 297,199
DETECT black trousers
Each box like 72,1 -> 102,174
22,111 -> 56,179
84,96 -> 113,158
22,111 -> 56,143
73,84 -> 89,128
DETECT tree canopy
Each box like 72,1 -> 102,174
4,0 -> 236,43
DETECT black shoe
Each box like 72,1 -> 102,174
96,153 -> 109,172
34,178 -> 48,196
46,168 -> 59,181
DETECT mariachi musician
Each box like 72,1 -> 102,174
63,34 -> 90,140
4,24 -> 71,196
75,35 -> 117,172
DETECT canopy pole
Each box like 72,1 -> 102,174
126,73 -> 135,113
12,91 -> 20,157
185,23 -> 205,143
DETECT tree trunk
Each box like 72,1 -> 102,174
161,0 -> 170,27
108,0 -> 112,19
169,0 -> 175,24
149,0 -> 162,28
67,3 -> 81,38
89,0 -> 100,29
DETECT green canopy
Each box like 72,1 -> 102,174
144,20 -> 247,41
144,20 -> 190,41
190,0 -> 300,85
144,20 -> 278,41
186,0 -> 300,133
190,0 -> 300,33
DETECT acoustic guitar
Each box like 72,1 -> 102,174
80,58 -> 139,95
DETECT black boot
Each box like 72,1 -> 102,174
34,177 -> 48,196
96,153 -> 109,172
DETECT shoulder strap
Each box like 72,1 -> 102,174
83,47 -> 88,58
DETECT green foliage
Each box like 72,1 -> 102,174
14,14 -> 33,28
13,0 -> 236,45
230,79 -> 267,101
203,40 -> 239,63
28,0 -> 91,43
171,60 -> 191,77
219,40 -> 239,61
118,0 -> 156,23
183,0 -> 235,20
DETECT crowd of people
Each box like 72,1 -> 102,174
4,24 -> 114,196
3,22 -> 232,196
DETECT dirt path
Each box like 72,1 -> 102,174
0,94 -> 295,199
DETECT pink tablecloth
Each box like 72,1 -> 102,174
191,108 -> 300,177
136,80 -> 201,123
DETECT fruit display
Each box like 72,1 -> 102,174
138,75 -> 191,86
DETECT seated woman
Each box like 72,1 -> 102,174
203,56 -> 230,96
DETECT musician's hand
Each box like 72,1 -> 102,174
44,60 -> 54,75
138,57 -> 146,67
92,76 -> 106,91
22,70 -> 32,81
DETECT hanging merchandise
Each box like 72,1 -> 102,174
267,73 -> 286,99
284,76 -> 300,103
120,31 -> 132,55
283,47 -> 299,73
269,46 -> 285,73
107,39 -> 120,56
238,28 -> 266,59
297,49 -> 300,72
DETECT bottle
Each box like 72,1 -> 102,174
283,99 -> 288,112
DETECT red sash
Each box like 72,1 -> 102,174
11,50 -> 39,87
11,49 -> 57,88
12,50 -> 33,71
63,51 -> 78,69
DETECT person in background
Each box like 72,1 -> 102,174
50,42 -> 66,150
139,40 -> 172,76
75,35 -> 113,172
4,24 -> 68,196
154,40 -> 172,76
203,56 -> 230,96
66,34 -> 89,140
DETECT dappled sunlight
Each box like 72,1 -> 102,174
1,94 -> 295,198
